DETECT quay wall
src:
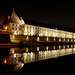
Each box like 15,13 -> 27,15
10,35 -> 75,43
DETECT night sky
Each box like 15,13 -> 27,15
0,1 -> 75,30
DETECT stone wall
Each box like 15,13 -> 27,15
10,35 -> 75,42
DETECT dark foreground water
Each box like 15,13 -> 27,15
0,45 -> 75,74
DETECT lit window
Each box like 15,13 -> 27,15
64,39 -> 65,41
37,47 -> 39,51
37,37 -> 39,41
47,37 -> 49,41
14,54 -> 16,58
46,46 -> 48,50
14,31 -> 17,35
26,48 -> 28,52
68,39 -> 69,42
53,46 -> 55,50
63,46 -> 65,49
54,38 -> 56,41
26,36 -> 29,40
59,38 -> 61,42
71,39 -> 73,42
59,46 -> 61,49
13,35 -> 15,39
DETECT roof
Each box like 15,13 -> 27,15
24,19 -> 75,33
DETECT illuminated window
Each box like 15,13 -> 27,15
26,36 -> 29,40
47,37 -> 49,41
59,38 -> 61,42
68,39 -> 69,42
71,39 -> 73,42
53,46 -> 55,50
37,37 -> 39,41
46,46 -> 48,50
59,46 -> 61,49
26,48 -> 28,52
71,45 -> 73,48
37,47 -> 39,51
63,46 -> 65,49
54,38 -> 56,41
13,35 -> 15,39
14,31 -> 17,35
67,45 -> 69,48
64,38 -> 65,41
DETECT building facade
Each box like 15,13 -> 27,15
3,10 -> 75,42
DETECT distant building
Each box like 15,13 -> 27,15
2,9 -> 75,42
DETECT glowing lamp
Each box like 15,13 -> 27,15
5,27 -> 8,30
37,37 -> 39,41
2,59 -> 9,64
37,47 -> 39,51
4,59 -> 7,64
47,37 -> 49,41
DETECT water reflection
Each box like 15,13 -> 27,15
7,45 -> 75,64
1,45 -> 75,72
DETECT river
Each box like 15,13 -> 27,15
0,45 -> 75,73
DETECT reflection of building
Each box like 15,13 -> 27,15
3,9 -> 75,42
8,45 -> 75,64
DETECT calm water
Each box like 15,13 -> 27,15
0,45 -> 75,73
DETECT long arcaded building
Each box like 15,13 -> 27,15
3,10 -> 75,42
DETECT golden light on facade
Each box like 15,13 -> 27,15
37,37 -> 39,41
14,31 -> 17,35
13,35 -> 15,39
26,36 -> 29,40
47,37 -> 49,41
46,46 -> 48,51
59,38 -> 61,42
26,48 -> 28,52
37,47 -> 39,51
53,46 -> 55,50
5,26 -> 8,30
59,45 -> 61,49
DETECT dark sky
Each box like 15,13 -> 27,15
0,1 -> 75,29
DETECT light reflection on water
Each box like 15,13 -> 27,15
1,45 -> 75,72
8,45 -> 75,64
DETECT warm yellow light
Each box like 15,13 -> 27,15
4,60 -> 6,63
2,59 -> 9,64
47,37 -> 49,41
5,27 -> 8,30
26,36 -> 29,40
37,47 -> 39,51
37,37 -> 39,41
4,59 -> 7,64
